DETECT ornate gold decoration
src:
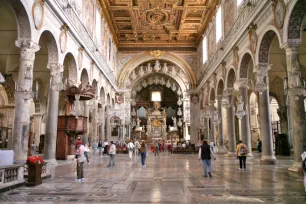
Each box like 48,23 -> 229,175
150,50 -> 165,58
153,119 -> 161,127
59,24 -> 69,53
32,0 -> 45,30
99,0 -> 218,49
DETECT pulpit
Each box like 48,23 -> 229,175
56,116 -> 87,160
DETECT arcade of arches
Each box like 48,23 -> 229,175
0,0 -> 306,203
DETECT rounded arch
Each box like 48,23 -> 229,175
9,0 -> 33,40
80,68 -> 89,86
283,0 -> 305,44
100,87 -> 106,105
226,68 -> 236,88
217,79 -> 224,95
118,52 -> 197,89
256,27 -> 282,64
209,87 -> 216,101
238,51 -> 254,79
63,52 -> 78,86
37,30 -> 59,65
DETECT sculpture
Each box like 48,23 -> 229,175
162,63 -> 168,73
172,116 -> 177,126
136,118 -> 141,128
236,95 -> 245,120
153,60 -> 161,72
146,63 -> 152,72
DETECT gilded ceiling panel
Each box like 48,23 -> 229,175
100,0 -> 219,49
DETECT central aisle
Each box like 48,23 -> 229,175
0,152 -> 304,204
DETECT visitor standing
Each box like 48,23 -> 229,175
140,141 -> 147,167
127,140 -> 135,159
75,143 -> 86,182
107,141 -> 116,167
198,140 -> 216,177
236,140 -> 248,170
92,140 -> 98,155
135,140 -> 140,156
98,141 -> 103,155
103,140 -> 109,155
84,143 -> 90,164
154,141 -> 159,156
256,139 -> 262,153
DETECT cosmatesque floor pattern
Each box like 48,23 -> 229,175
0,152 -> 305,204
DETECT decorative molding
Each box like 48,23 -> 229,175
149,50 -> 166,58
32,0 -> 45,30
59,24 -> 69,53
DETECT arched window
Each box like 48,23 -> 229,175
237,0 -> 243,7
202,35 -> 208,64
216,6 -> 222,43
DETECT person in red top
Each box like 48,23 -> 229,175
75,137 -> 82,150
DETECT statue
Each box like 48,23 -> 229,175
146,63 -> 152,72
162,63 -> 168,73
153,60 -> 161,72
139,65 -> 144,76
236,95 -> 245,120
136,118 -> 141,128
172,116 -> 177,126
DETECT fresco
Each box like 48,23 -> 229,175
224,0 -> 235,35
83,0 -> 94,36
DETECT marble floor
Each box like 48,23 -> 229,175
0,152 -> 305,204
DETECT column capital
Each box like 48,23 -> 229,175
48,63 -> 64,76
282,42 -> 300,51
253,64 -> 271,94
235,78 -> 248,89
48,63 -> 64,91
15,40 -> 40,61
217,95 -> 223,101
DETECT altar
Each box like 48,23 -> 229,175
146,102 -> 167,141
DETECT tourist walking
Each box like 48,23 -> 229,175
84,143 -> 90,164
127,140 -> 135,159
154,141 -> 159,156
236,140 -> 248,170
107,141 -> 116,167
135,140 -> 140,156
140,141 -> 147,167
75,143 -> 86,182
198,140 -> 216,177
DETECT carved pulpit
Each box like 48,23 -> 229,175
146,102 -> 167,141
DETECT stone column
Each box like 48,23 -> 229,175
44,63 -> 64,163
254,64 -> 277,164
285,45 -> 306,172
217,95 -> 227,153
237,79 -> 253,156
210,101 -> 216,144
92,100 -> 98,143
83,101 -> 89,144
13,40 -> 40,162
225,89 -> 236,156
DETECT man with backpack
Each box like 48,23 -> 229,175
236,140 -> 248,171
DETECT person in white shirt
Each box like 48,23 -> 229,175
134,140 -> 140,156
127,140 -> 135,159
84,143 -> 90,164
107,141 -> 116,167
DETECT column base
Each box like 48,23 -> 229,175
225,152 -> 236,157
247,152 -> 253,157
217,146 -> 228,154
288,161 -> 302,172
44,158 -> 58,166
260,156 -> 277,165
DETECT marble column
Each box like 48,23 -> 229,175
210,101 -> 216,144
217,95 -> 227,153
13,40 -> 40,162
254,64 -> 277,164
92,101 -> 97,143
285,45 -> 306,172
237,79 -> 253,156
44,63 -> 64,163
225,89 -> 236,156
83,101 -> 89,144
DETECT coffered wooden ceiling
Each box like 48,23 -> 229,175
100,0 -> 219,50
